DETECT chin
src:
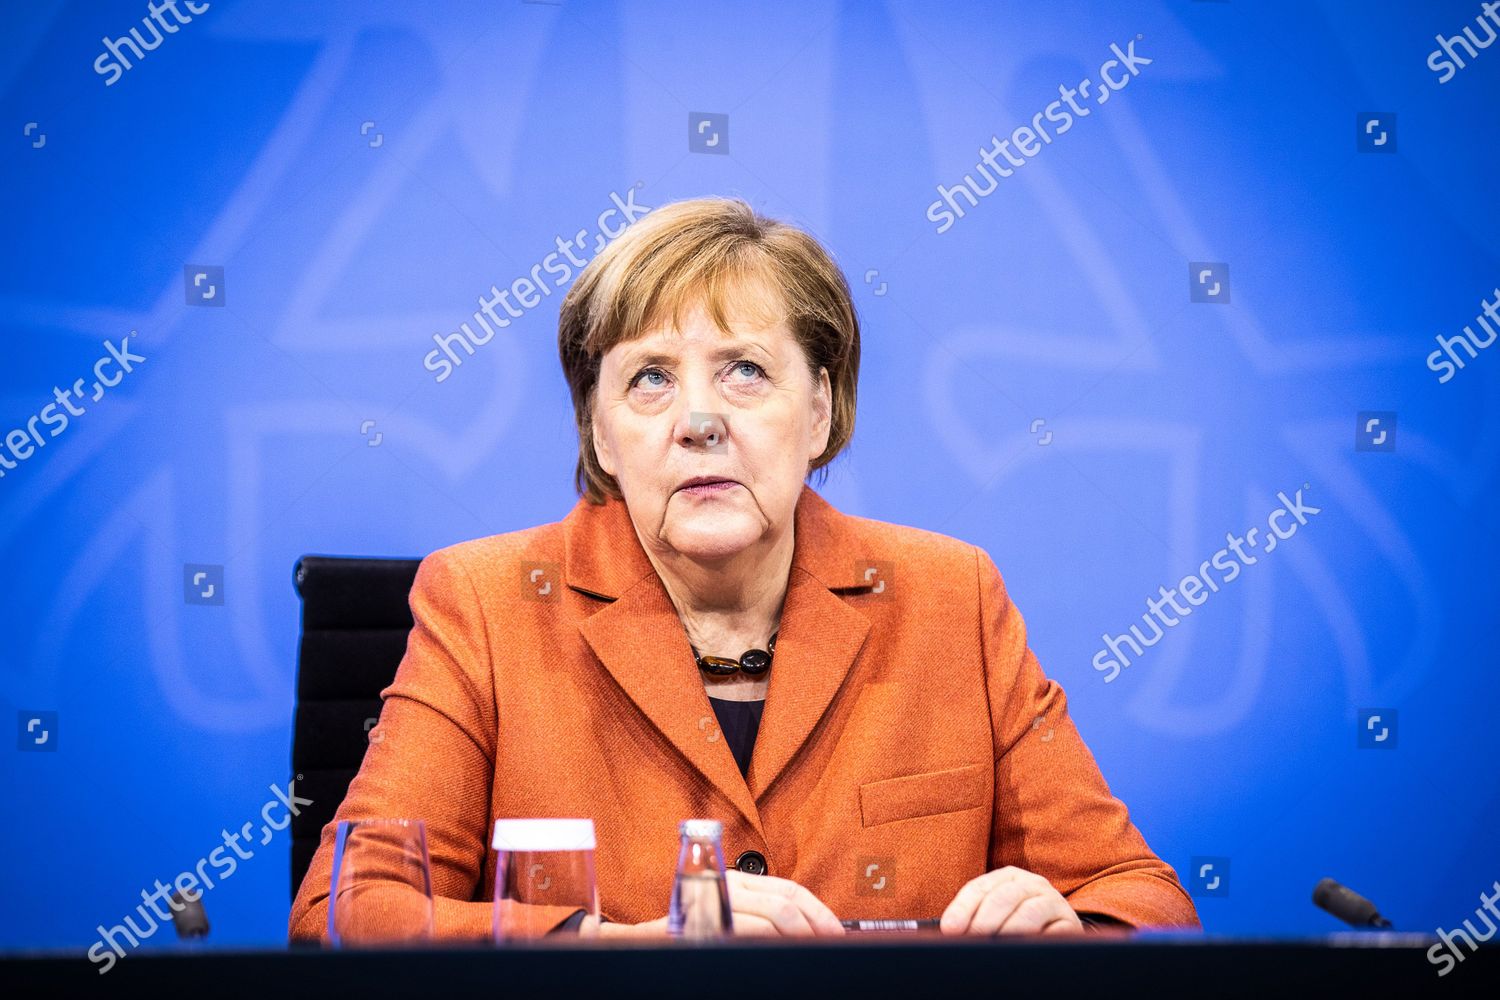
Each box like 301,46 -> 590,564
663,508 -> 761,559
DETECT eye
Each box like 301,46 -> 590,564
628,362 -> 764,391
728,360 -> 765,382
630,367 -> 668,390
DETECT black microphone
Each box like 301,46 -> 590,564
169,891 -> 210,939
1312,878 -> 1392,928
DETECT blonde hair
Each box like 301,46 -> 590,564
558,196 -> 860,504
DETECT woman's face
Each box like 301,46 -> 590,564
591,297 -> 832,564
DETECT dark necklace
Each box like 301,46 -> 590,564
691,631 -> 778,677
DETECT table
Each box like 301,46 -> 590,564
3,932 -> 1494,998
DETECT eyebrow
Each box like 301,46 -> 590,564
620,341 -> 772,369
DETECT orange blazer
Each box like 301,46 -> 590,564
289,484 -> 1199,940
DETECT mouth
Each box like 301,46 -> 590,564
675,476 -> 741,495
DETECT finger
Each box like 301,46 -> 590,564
788,882 -> 846,935
730,886 -> 818,936
730,911 -> 781,937
727,870 -> 813,900
995,892 -> 1062,935
969,882 -> 1037,935
726,869 -> 794,897
745,895 -> 818,936
726,871 -> 844,935
940,867 -> 1043,934
939,871 -> 1003,933
1041,914 -> 1086,935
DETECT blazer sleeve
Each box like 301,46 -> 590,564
974,545 -> 1201,930
288,546 -> 580,942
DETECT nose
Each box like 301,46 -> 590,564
670,364 -> 729,450
672,375 -> 726,448
678,407 -> 727,450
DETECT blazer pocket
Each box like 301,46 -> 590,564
859,762 -> 989,828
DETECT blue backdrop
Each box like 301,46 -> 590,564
4,0 -> 1498,951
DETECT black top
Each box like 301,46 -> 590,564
706,694 -> 766,778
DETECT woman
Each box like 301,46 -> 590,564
289,196 -> 1199,939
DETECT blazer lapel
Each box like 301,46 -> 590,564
579,576 -> 767,840
745,569 -> 870,801
565,485 -> 876,833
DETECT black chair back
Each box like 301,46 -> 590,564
290,555 -> 421,900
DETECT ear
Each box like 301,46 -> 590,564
809,366 -> 833,460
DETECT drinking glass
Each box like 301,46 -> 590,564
492,818 -> 600,941
669,819 -> 732,938
327,818 -> 435,947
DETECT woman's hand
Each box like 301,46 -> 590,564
598,914 -> 670,939
724,870 -> 846,936
940,866 -> 1085,935
596,871 -> 845,938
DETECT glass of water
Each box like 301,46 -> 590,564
327,818 -> 434,947
492,818 -> 600,942
669,819 -> 732,938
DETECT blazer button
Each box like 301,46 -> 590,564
734,850 -> 768,876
